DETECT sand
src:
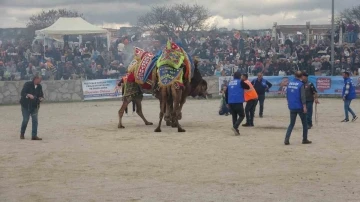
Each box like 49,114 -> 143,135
0,98 -> 360,202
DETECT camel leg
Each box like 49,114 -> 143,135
171,85 -> 185,132
177,81 -> 190,120
155,88 -> 167,132
118,97 -> 130,129
134,97 -> 153,126
165,97 -> 173,126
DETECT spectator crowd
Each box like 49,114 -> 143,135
1,22 -> 360,81
185,27 -> 360,77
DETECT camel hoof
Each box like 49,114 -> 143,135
166,121 -> 172,126
178,128 -> 186,133
154,128 -> 162,133
146,122 -> 153,126
118,125 -> 125,129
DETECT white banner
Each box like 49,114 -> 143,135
82,79 -> 153,101
82,79 -> 122,100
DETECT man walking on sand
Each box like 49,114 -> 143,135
251,73 -> 272,118
241,74 -> 258,127
19,74 -> 44,140
341,72 -> 358,122
225,72 -> 250,136
284,71 -> 312,145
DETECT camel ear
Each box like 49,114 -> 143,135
193,59 -> 199,68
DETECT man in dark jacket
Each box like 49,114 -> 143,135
301,72 -> 319,129
251,73 -> 272,118
19,74 -> 44,140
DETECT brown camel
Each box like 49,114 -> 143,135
154,61 -> 208,133
163,62 -> 207,126
117,75 -> 155,129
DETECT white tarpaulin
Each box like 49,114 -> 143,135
35,17 -> 108,36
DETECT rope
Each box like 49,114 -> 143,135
315,102 -> 318,125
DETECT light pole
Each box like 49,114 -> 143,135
331,0 -> 335,75
241,15 -> 244,30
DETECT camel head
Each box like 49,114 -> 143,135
189,60 -> 208,99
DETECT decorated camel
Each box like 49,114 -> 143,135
117,41 -> 207,131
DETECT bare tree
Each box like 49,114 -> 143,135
27,9 -> 84,31
137,4 -> 210,35
339,5 -> 360,23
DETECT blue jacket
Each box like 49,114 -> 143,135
286,78 -> 304,110
227,79 -> 245,104
342,78 -> 356,100
251,78 -> 272,95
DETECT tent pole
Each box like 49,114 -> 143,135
43,35 -> 46,60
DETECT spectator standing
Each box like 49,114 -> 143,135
353,21 -> 359,42
347,22 -> 355,43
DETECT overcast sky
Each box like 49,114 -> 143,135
0,0 -> 357,29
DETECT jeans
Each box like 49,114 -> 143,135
306,101 -> 314,126
285,109 -> 308,141
348,32 -> 354,43
21,107 -> 38,138
229,103 -> 245,129
344,99 -> 356,120
219,102 -> 230,115
245,99 -> 258,125
256,94 -> 265,116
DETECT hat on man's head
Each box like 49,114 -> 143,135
302,71 -> 309,77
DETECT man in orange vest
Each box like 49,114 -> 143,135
241,74 -> 258,127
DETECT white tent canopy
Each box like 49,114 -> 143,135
35,17 -> 108,36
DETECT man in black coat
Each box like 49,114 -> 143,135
19,74 -> 44,140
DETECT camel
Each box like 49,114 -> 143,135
153,41 -> 207,133
117,45 -> 207,130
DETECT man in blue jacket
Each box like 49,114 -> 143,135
341,72 -> 358,122
284,71 -> 312,145
225,72 -> 250,136
251,73 -> 272,118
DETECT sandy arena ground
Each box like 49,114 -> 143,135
1,98 -> 360,202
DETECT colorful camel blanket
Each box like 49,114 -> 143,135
157,65 -> 183,87
156,40 -> 194,80
157,41 -> 185,70
127,47 -> 158,85
127,42 -> 194,88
